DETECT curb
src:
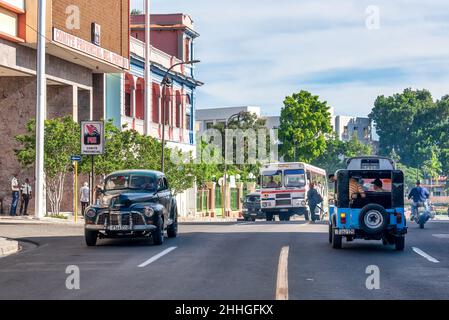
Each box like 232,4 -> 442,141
0,237 -> 20,257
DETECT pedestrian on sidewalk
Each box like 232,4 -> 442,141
79,182 -> 90,216
19,178 -> 32,216
10,174 -> 20,216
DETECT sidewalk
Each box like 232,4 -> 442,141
0,237 -> 19,257
0,215 -> 84,225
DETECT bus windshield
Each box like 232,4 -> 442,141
284,169 -> 306,188
262,170 -> 283,188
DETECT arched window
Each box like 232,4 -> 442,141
124,74 -> 134,117
152,83 -> 160,123
162,86 -> 172,126
175,91 -> 182,128
135,78 -> 145,120
185,95 -> 192,130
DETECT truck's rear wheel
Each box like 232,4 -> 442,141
395,236 -> 405,251
332,226 -> 342,249
266,212 -> 274,221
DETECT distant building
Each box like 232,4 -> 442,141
196,106 -> 279,134
334,115 -> 373,145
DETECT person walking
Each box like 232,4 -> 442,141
306,181 -> 323,223
10,174 -> 20,216
19,178 -> 32,216
79,182 -> 90,216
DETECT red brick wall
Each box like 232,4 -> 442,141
52,0 -> 129,58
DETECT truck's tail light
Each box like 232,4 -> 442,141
396,212 -> 403,224
340,213 -> 346,224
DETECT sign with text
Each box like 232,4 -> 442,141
53,28 -> 129,69
81,121 -> 104,155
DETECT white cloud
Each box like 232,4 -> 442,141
134,0 -> 449,116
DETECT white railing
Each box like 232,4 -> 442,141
130,37 -> 183,73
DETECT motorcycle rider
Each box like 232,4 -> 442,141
408,180 -> 430,221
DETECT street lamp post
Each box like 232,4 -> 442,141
222,112 -> 245,218
160,60 -> 200,173
35,0 -> 46,219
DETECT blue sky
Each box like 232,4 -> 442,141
132,0 -> 449,117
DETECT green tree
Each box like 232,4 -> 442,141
313,133 -> 372,174
15,117 -> 80,216
131,9 -> 142,15
211,111 -> 271,183
369,88 -> 440,167
396,163 -> 423,192
279,90 -> 332,162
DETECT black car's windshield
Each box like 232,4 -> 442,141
105,174 -> 157,192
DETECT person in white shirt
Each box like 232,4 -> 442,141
20,178 -> 32,216
79,182 -> 90,216
10,174 -> 20,216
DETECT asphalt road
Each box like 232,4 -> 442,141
0,218 -> 448,300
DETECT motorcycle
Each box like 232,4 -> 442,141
411,201 -> 435,229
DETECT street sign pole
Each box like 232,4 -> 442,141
35,0 -> 46,219
74,161 -> 78,223
91,155 -> 94,205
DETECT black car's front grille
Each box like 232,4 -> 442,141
132,213 -> 146,226
276,199 -> 292,206
109,214 -> 120,226
96,212 -> 146,226
97,213 -> 106,225
121,214 -> 130,226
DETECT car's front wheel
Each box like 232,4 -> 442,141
85,229 -> 98,247
152,216 -> 164,245
167,221 -> 178,238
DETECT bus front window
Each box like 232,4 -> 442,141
262,170 -> 282,188
284,169 -> 306,188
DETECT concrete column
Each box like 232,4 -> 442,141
237,182 -> 244,213
131,76 -> 137,119
205,182 -> 216,217
72,85 -> 78,122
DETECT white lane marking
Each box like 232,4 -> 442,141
432,234 -> 449,239
412,247 -> 440,264
138,247 -> 177,268
276,246 -> 289,300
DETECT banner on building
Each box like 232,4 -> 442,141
81,121 -> 104,155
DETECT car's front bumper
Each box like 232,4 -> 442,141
85,224 -> 157,232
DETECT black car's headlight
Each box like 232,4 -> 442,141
85,209 -> 97,218
143,206 -> 154,218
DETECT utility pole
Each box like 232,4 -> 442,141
144,0 -> 152,136
35,0 -> 46,219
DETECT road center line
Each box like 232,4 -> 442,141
138,247 -> 177,268
412,247 -> 440,263
276,246 -> 289,300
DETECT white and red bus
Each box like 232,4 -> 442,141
260,162 -> 328,221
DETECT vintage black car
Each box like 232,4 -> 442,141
84,170 -> 178,246
242,193 -> 265,221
